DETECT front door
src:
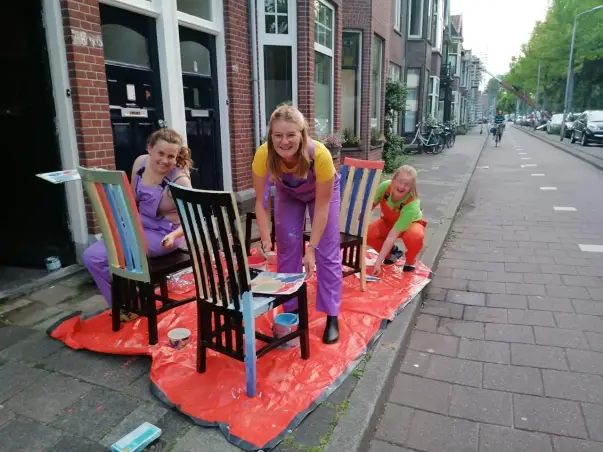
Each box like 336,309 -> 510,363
0,1 -> 73,266
100,5 -> 164,179
179,27 -> 222,190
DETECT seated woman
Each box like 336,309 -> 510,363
368,165 -> 427,276
82,128 -> 193,320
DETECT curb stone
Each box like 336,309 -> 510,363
514,125 -> 603,171
322,132 -> 488,452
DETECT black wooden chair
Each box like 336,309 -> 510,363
169,183 -> 310,397
77,166 -> 195,346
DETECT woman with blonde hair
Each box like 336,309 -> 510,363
252,105 -> 342,344
83,128 -> 194,316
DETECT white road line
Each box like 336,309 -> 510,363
578,244 -> 603,253
540,187 -> 557,190
553,206 -> 577,211
531,174 -> 545,176
521,164 -> 537,168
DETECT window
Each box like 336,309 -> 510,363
102,24 -> 150,68
408,0 -> 423,38
371,36 -> 384,132
264,0 -> 289,34
404,68 -> 420,132
434,0 -> 444,52
342,31 -> 361,137
427,75 -> 439,118
177,0 -> 212,21
314,0 -> 334,134
428,0 -> 435,43
438,83 -> 445,121
394,0 -> 402,31
389,63 -> 402,135
180,41 -> 211,76
263,46 -> 293,124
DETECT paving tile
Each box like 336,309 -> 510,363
421,300 -> 464,319
458,338 -> 510,364
552,437 -> 603,452
425,286 -> 447,300
561,275 -> 603,287
572,299 -> 603,316
523,273 -> 562,285
541,264 -> 578,275
485,323 -> 534,344
50,386 -> 140,441
587,287 -> 603,301
405,409 -> 478,452
566,349 -> 603,375
449,385 -> 512,425
5,372 -> 93,423
521,255 -> 555,264
374,403 -> 414,446
47,436 -> 106,452
424,354 -> 482,387
483,363 -> 543,396
0,405 -> 16,428
0,325 -> 35,351
0,361 -> 49,403
506,283 -> 546,296
507,309 -> 555,326
468,281 -> 507,294
585,332 -> 603,352
0,417 -> 63,450
479,424 -> 552,452
437,319 -> 484,339
451,269 -> 488,281
400,349 -> 431,377
414,314 -> 439,332
534,326 -> 589,349
445,290 -> 486,306
511,343 -> 567,370
0,332 -> 65,363
170,426 -> 241,452
513,394 -> 587,438
505,263 -> 541,273
464,306 -> 507,324
582,403 -> 603,441
546,285 -> 591,300
28,284 -> 79,305
554,313 -> 603,332
486,294 -> 527,309
527,296 -> 574,312
2,301 -> 65,327
431,276 -> 468,291
368,439 -> 413,452
487,272 -> 524,283
408,331 -> 459,357
100,402 -> 169,447
388,374 -> 451,415
542,370 -> 603,404
577,266 -> 603,277
154,409 -> 194,446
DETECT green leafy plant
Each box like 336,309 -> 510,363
383,78 -> 408,172
341,128 -> 360,147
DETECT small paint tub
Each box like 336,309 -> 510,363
273,313 -> 299,349
248,255 -> 268,271
45,256 -> 62,273
168,328 -> 191,350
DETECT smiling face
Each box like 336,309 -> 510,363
391,172 -> 414,200
270,119 -> 302,164
147,139 -> 180,175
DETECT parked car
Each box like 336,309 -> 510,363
563,113 -> 578,138
547,114 -> 564,135
515,116 -> 524,125
570,110 -> 603,146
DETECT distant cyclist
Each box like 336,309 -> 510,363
493,110 -> 506,142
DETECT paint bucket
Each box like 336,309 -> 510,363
248,255 -> 268,271
45,256 -> 62,273
168,328 -> 191,349
272,313 -> 299,349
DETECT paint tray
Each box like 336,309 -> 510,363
111,422 -> 162,452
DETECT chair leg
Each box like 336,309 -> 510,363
245,213 -> 253,255
298,284 -> 310,360
111,275 -> 121,332
144,283 -> 159,346
360,243 -> 367,292
241,292 -> 257,397
159,277 -> 169,302
270,209 -> 276,248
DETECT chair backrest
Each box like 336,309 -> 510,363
77,166 -> 150,282
168,184 -> 251,312
339,157 -> 385,238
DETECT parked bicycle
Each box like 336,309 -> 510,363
441,120 -> 456,148
406,122 -> 444,154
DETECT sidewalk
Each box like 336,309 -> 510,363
368,126 -> 603,451
0,127 -> 486,451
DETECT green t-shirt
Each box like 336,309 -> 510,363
374,180 -> 423,232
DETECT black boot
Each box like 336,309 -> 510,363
322,315 -> 339,344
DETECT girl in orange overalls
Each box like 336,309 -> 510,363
368,165 -> 427,275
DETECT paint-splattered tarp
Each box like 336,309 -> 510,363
49,259 -> 431,451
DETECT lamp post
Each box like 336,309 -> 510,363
560,5 -> 603,141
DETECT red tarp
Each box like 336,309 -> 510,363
49,259 -> 431,451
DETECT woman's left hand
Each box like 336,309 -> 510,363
372,263 -> 382,276
303,249 -> 316,280
161,233 -> 175,248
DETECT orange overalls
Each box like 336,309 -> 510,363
367,186 -> 427,266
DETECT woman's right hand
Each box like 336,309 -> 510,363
260,240 -> 272,257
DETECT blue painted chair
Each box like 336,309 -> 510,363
77,166 -> 194,345
304,157 -> 384,291
168,183 -> 310,397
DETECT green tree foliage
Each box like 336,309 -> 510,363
499,0 -> 603,113
383,78 -> 408,173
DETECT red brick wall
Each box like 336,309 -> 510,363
297,0 -> 315,136
61,0 -> 112,230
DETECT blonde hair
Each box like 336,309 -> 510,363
147,128 -> 194,174
392,165 -> 418,199
266,104 -> 311,181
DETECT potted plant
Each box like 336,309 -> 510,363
341,128 -> 360,148
371,128 -> 385,147
316,133 -> 343,158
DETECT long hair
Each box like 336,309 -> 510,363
266,104 -> 311,181
147,128 -> 194,174
392,165 -> 419,199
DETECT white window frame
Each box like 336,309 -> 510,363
428,75 -> 440,117
404,67 -> 421,132
342,30 -> 362,137
314,0 -> 335,135
394,0 -> 402,32
371,35 -> 384,131
435,0 -> 444,52
257,0 -> 298,137
388,63 -> 402,135
408,0 -> 424,38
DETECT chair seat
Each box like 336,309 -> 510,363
227,294 -> 277,318
149,250 -> 191,275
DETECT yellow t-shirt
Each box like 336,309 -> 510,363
251,140 -> 336,183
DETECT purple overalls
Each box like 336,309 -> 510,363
82,159 -> 184,306
274,141 -> 342,316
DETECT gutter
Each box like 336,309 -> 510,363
249,0 -> 261,149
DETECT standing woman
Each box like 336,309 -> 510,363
83,128 -> 193,318
252,105 -> 342,344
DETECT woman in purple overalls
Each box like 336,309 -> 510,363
252,105 -> 342,344
82,128 -> 193,320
